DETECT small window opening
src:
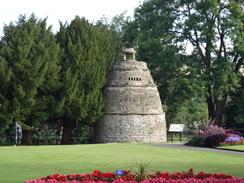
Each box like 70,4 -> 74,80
128,77 -> 142,81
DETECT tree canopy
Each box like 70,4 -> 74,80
55,16 -> 117,144
122,0 -> 243,126
0,14 -> 61,144
0,15 -> 118,145
0,1 -> 243,144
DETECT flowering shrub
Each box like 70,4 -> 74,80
204,134 -> 227,148
193,118 -> 215,135
226,134 -> 242,142
186,125 -> 244,147
220,132 -> 244,146
24,169 -> 244,183
186,125 -> 227,147
199,126 -> 226,140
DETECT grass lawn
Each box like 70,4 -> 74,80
0,143 -> 244,183
217,145 -> 244,151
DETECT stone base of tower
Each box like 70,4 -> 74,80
94,114 -> 167,143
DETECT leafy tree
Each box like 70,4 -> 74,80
224,75 -> 244,128
96,12 -> 130,60
123,0 -> 243,126
0,14 -> 61,144
122,0 -> 207,126
55,17 -> 116,144
166,98 -> 208,125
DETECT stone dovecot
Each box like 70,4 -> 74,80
94,48 -> 167,143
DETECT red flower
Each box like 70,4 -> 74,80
25,169 -> 244,183
94,170 -> 101,174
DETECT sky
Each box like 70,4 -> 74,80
0,0 -> 142,37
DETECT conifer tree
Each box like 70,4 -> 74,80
0,56 -> 13,137
56,16 -> 116,144
0,14 -> 61,144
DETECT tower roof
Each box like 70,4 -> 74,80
122,48 -> 136,61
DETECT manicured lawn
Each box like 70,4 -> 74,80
0,143 -> 244,183
217,145 -> 244,151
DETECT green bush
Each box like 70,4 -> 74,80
205,134 -> 227,148
186,136 -> 205,147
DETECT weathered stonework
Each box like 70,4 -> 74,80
94,48 -> 167,143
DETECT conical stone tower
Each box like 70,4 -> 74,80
94,48 -> 166,143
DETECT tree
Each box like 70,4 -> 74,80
123,0 -> 243,126
55,17 -> 116,144
96,12 -> 131,60
122,0 -> 207,126
0,14 -> 61,144
0,56 -> 13,140
224,75 -> 244,128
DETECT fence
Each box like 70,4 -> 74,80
0,135 -> 91,145
167,133 -> 193,143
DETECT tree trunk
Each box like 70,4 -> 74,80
22,119 -> 33,145
214,93 -> 228,126
61,118 -> 73,145
206,86 -> 216,120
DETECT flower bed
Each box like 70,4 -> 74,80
220,131 -> 244,146
25,169 -> 244,183
186,125 -> 244,148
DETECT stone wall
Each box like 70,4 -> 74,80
106,60 -> 155,87
94,114 -> 166,143
103,87 -> 163,114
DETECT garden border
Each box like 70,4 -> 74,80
148,143 -> 244,156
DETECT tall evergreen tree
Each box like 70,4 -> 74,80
123,0 -> 243,126
56,17 -> 116,144
0,14 -> 61,144
0,56 -> 13,137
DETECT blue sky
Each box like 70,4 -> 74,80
0,0 -> 142,36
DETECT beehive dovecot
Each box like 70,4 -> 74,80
94,48 -> 167,143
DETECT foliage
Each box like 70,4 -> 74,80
165,98 -> 208,129
122,0 -> 244,126
224,76 -> 244,128
55,16 -> 117,144
220,140 -> 244,147
0,122 -> 15,145
123,7 -> 208,127
131,161 -> 151,182
199,126 -> 226,140
220,131 -> 244,146
193,118 -> 215,135
32,124 -> 61,145
204,134 -> 228,148
0,56 -> 13,135
96,12 -> 129,60
24,169 -> 244,183
68,124 -> 92,144
185,135 -> 205,147
0,14 -> 119,145
187,124 -> 244,147
225,135 -> 242,142
0,14 -> 61,144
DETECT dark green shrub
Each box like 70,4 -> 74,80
186,136 -> 205,147
205,134 -> 228,148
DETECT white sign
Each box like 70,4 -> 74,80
169,124 -> 184,132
